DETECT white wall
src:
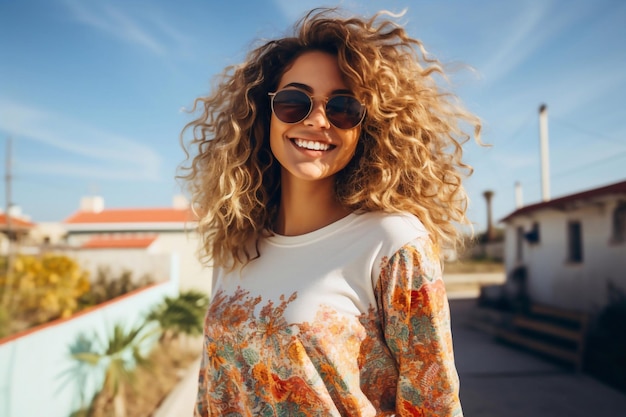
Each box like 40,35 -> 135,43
67,248 -> 174,284
64,231 -> 213,297
504,198 -> 626,313
30,222 -> 68,245
151,232 -> 213,295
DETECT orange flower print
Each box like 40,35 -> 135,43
287,340 -> 307,365
252,363 -> 272,388
206,342 -> 227,369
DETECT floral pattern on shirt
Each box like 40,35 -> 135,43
376,238 -> 461,417
195,236 -> 462,417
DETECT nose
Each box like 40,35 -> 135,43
304,100 -> 331,129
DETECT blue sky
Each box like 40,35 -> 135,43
1,0 -> 625,232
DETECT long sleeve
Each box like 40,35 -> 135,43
375,236 -> 462,417
194,329 -> 209,417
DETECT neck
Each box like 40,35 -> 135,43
274,174 -> 351,236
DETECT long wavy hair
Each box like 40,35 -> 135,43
179,8 -> 481,269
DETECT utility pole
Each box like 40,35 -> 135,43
5,137 -> 12,240
1,136 -> 15,309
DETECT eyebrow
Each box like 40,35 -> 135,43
281,82 -> 354,96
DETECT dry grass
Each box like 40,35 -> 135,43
90,337 -> 201,417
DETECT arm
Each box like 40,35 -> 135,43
376,236 -> 462,417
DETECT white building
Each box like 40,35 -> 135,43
500,180 -> 626,313
62,196 -> 212,295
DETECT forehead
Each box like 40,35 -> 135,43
277,51 -> 349,92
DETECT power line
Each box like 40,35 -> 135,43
501,108 -> 536,145
551,116 -> 626,148
551,149 -> 626,180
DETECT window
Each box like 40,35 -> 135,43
525,222 -> 540,244
612,201 -> 626,243
567,221 -> 583,263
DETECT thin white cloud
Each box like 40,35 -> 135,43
480,1 -> 594,84
271,0 -> 363,23
0,99 -> 161,181
547,68 -> 626,118
60,0 -> 190,56
486,62 -> 626,124
488,151 -> 538,170
16,160 -> 157,181
479,3 -> 547,83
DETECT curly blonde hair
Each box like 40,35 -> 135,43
179,8 -> 480,269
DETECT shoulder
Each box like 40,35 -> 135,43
353,211 -> 428,243
351,212 -> 441,281
353,211 -> 431,259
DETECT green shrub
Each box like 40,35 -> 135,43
147,289 -> 209,343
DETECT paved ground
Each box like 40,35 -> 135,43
155,295 -> 626,416
451,297 -> 626,416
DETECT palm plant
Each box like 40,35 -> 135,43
147,289 -> 209,344
72,321 -> 158,417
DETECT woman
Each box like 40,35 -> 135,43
181,7 -> 479,417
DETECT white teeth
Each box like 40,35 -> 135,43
293,139 -> 331,151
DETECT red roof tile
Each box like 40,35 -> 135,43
0,214 -> 35,229
64,208 -> 195,224
501,179 -> 626,222
81,235 -> 158,249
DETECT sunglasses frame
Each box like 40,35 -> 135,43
268,89 -> 366,130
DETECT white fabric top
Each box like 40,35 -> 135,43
211,211 -> 428,322
196,211 -> 462,417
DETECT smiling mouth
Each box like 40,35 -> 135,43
292,138 -> 335,151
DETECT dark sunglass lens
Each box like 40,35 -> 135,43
326,96 -> 364,129
272,90 -> 311,123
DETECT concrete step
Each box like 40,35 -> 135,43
530,303 -> 589,325
502,304 -> 588,370
495,328 -> 581,365
466,302 -> 588,370
511,316 -> 584,343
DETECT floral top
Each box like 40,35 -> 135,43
195,212 -> 462,417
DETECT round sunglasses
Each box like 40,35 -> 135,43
268,89 -> 366,129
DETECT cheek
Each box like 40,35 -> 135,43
269,116 -> 284,155
343,129 -> 361,158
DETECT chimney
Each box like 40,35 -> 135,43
172,194 -> 189,210
539,104 -> 551,202
80,196 -> 104,213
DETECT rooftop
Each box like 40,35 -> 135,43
0,214 -> 35,229
64,208 -> 196,224
81,235 -> 158,249
501,179 -> 626,222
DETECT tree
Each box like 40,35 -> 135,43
72,321 -> 158,417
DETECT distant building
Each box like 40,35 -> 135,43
500,179 -> 626,313
62,196 -> 212,294
0,210 -> 36,254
